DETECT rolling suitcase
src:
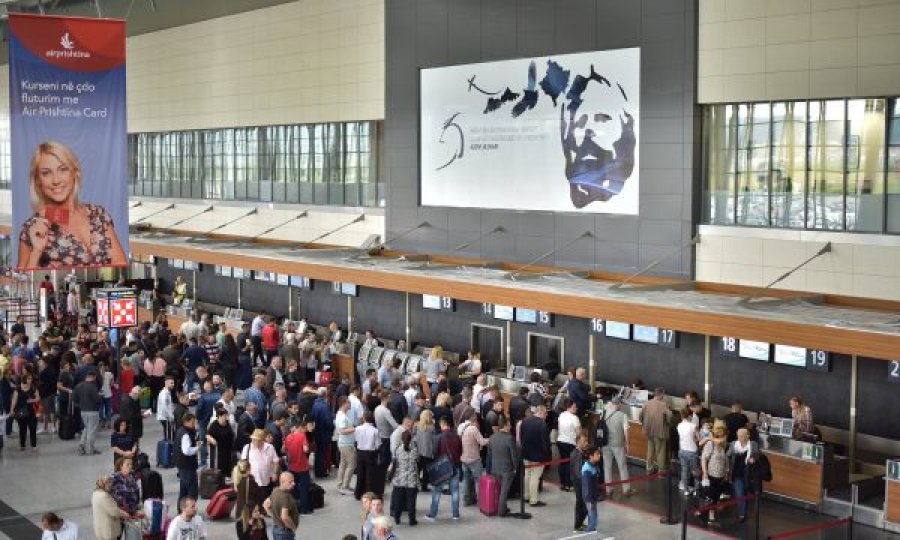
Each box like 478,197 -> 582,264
310,482 -> 325,509
206,487 -> 237,520
156,424 -> 174,468
58,399 -> 78,440
142,498 -> 169,538
140,469 -> 164,501
200,452 -> 226,499
479,474 -> 501,516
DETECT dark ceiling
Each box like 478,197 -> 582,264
0,0 -> 299,63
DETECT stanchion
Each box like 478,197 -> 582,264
659,469 -> 679,525
680,504 -> 689,540
513,458 -> 532,520
754,490 -> 762,540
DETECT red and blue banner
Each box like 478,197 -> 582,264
9,14 -> 128,270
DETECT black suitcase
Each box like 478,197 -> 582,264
58,415 -> 78,440
310,482 -> 325,509
140,469 -> 164,501
200,452 -> 226,499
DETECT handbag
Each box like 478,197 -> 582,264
427,454 -> 454,485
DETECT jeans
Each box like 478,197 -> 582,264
272,527 -> 296,540
678,449 -> 698,490
178,467 -> 198,502
557,442 -> 575,488
461,460 -> 483,504
292,470 -> 312,514
17,415 -> 36,448
733,475 -> 749,518
523,461 -> 545,505
99,397 -> 112,424
337,445 -> 356,490
573,479 -> 587,528
585,501 -> 598,532
80,411 -> 99,452
428,472 -> 460,518
602,446 -> 631,494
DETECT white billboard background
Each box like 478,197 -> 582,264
420,48 -> 640,214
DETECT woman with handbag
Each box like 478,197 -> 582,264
390,430 -> 419,525
699,421 -> 728,526
726,427 -> 760,523
413,409 -> 436,491
9,373 -> 39,452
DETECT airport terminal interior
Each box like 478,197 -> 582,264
2,0 -> 900,538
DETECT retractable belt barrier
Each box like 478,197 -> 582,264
691,492 -> 756,516
524,457 -> 570,469
766,516 -> 852,540
599,470 -> 666,489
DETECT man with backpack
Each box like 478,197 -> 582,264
600,396 -> 632,496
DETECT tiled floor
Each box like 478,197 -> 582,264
0,420 -> 897,539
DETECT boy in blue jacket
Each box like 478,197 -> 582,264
581,445 -> 602,532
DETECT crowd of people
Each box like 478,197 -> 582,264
0,282 -> 785,539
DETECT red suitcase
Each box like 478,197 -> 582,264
206,488 -> 237,520
479,474 -> 501,516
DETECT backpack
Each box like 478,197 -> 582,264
756,452 -> 773,482
595,411 -> 610,447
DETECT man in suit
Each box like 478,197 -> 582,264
520,405 -> 551,507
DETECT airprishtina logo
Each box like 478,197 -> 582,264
60,32 -> 75,50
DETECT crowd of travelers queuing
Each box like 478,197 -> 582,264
5,279 -> 784,539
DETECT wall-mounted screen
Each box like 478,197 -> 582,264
739,340 -> 771,362
340,283 -> 358,296
632,324 -> 659,344
255,270 -> 272,282
289,276 -> 311,289
515,308 -> 537,324
233,268 -> 246,280
276,274 -> 289,286
422,294 -> 441,310
493,305 -> 514,321
420,48 -> 640,214
605,320 -> 631,340
774,344 -> 806,367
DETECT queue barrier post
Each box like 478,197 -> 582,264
754,489 -> 761,540
515,458 -> 532,520
659,469 -> 679,525
680,504 -> 689,540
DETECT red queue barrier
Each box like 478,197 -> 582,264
767,516 -> 852,540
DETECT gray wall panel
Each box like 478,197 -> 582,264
385,0 -> 698,278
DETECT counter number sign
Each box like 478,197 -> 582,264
590,318 -> 604,334
807,349 -> 831,372
720,336 -> 738,357
890,360 -> 900,384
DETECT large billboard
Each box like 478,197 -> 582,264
9,14 -> 128,270
420,48 -> 640,214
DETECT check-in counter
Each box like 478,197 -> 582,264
758,434 -> 849,506
886,460 -> 900,526
332,353 -> 355,384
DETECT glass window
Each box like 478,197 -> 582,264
736,103 -> 771,226
807,100 -> 846,230
771,102 -> 806,228
127,121 -> 381,207
888,99 -> 900,233
702,104 -> 737,225
846,99 -> 885,232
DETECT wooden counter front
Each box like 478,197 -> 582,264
762,451 -> 823,505
626,421 -> 648,462
332,353 -> 355,385
138,307 -> 154,325
887,480 -> 900,524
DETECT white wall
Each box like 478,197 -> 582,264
696,225 -> 900,300
127,0 -> 384,131
698,0 -> 900,103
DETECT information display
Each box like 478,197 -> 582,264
632,324 -> 659,344
340,283 -> 358,296
605,320 -> 631,340
739,340 -> 771,362
774,344 -> 806,367
420,48 -> 640,214
493,305 -> 514,321
515,308 -> 537,324
289,276 -> 311,289
422,294 -> 441,310
276,274 -> 289,286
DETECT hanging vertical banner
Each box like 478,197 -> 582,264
9,14 -> 128,270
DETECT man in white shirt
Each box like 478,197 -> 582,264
556,399 -> 582,491
179,314 -> 200,342
40,512 -> 78,540
166,497 -> 207,540
403,379 -> 418,408
216,387 -> 237,428
334,397 -> 357,495
676,406 -> 699,494
470,374 -> 486,410
348,386 -> 365,426
389,417 -> 414,458
250,312 -> 266,366
156,376 -> 176,439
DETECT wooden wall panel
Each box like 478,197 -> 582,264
887,480 -> 900,525
762,452 -> 823,505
